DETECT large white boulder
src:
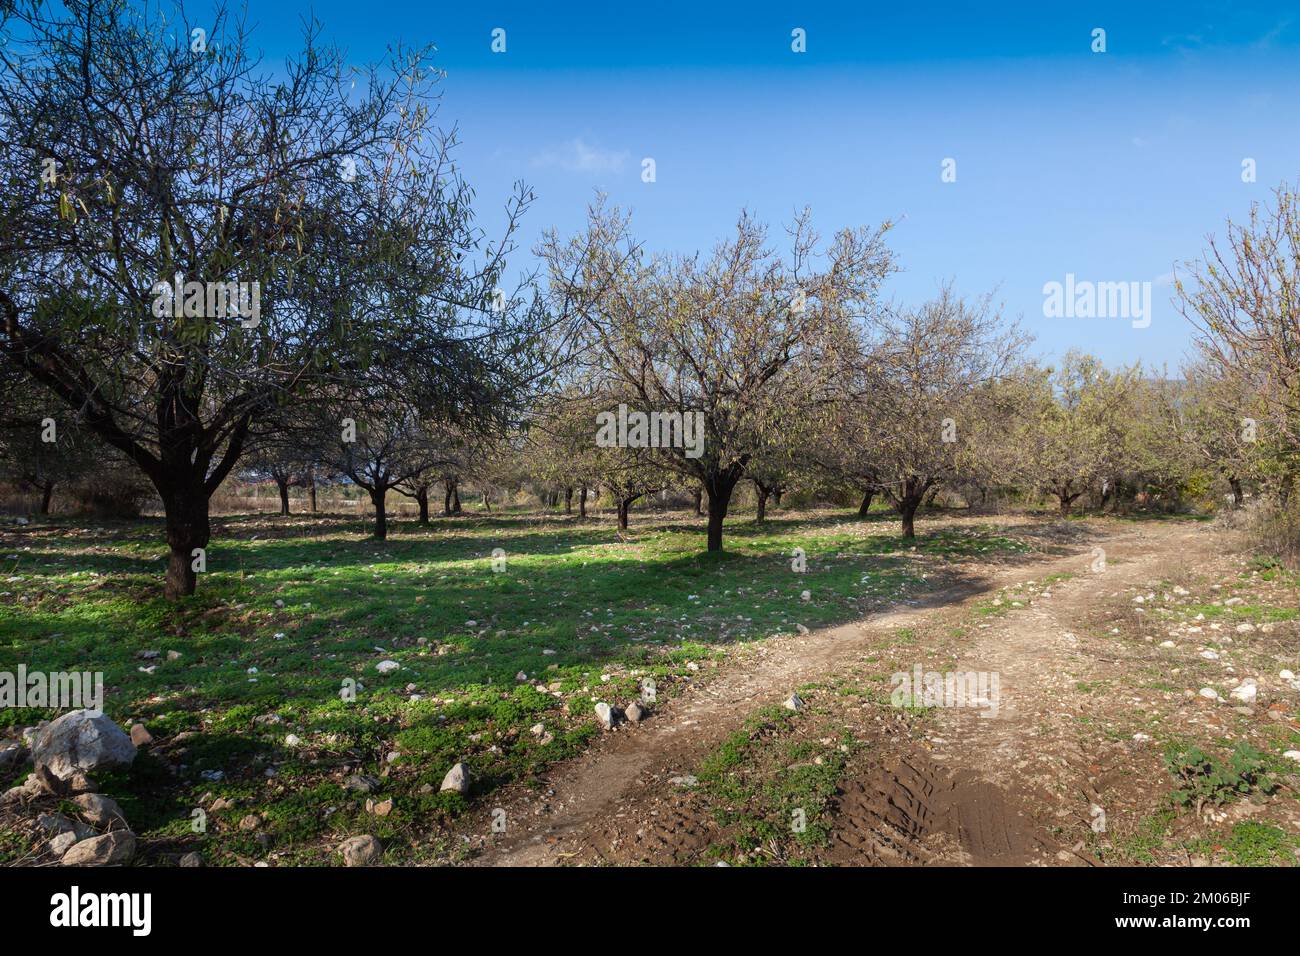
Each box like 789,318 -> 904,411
31,710 -> 137,782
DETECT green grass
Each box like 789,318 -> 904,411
694,697 -> 857,865
0,507 -> 1030,864
1218,821 -> 1296,866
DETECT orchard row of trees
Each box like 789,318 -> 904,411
1,2 -> 1296,600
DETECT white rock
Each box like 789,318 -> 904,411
31,711 -> 137,783
439,762 -> 470,795
375,660 -> 400,674
1197,687 -> 1220,701
1229,680 -> 1258,703
784,692 -> 805,712
594,702 -> 621,730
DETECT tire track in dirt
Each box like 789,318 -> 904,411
469,520 -> 1198,866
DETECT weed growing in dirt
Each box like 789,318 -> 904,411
1164,742 -> 1276,809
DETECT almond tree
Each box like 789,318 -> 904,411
542,201 -> 893,552
0,1 -> 543,596
0,368 -> 97,513
1017,353 -> 1139,517
321,391 -> 460,540
1177,184 -> 1300,499
860,287 -> 1025,537
1159,364 -> 1259,508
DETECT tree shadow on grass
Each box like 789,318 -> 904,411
1,510 -> 1103,720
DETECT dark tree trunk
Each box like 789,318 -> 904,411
1229,476 -> 1244,509
39,480 -> 54,515
276,477 -> 290,516
308,473 -> 318,513
579,484 -> 588,518
452,484 -> 462,514
1058,491 -> 1080,517
482,490 -> 491,512
443,480 -> 454,516
564,486 -> 573,514
894,477 -> 927,539
772,489 -> 782,508
416,486 -> 430,524
162,483 -> 211,599
693,488 -> 703,516
924,487 -> 940,509
858,489 -> 874,518
370,487 -> 388,540
900,496 -> 922,538
754,480 -> 769,523
705,473 -> 741,552
617,498 -> 631,530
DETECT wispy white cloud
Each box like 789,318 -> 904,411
530,137 -> 629,173
1253,17 -> 1294,49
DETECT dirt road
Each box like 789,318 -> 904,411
469,518 -> 1217,866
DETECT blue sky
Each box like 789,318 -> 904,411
248,1 -> 1300,370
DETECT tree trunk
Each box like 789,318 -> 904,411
1058,492 -> 1079,517
452,484 -> 462,514
39,481 -> 54,515
754,481 -> 769,523
163,484 -> 211,599
693,488 -> 703,516
772,489 -> 783,508
482,490 -> 491,512
900,496 -> 922,538
308,473 -> 318,513
1229,476 -> 1244,509
276,477 -> 290,516
443,480 -> 454,516
617,498 -> 631,530
564,487 -> 573,514
924,487 -> 940,509
896,477 -> 926,539
370,487 -> 388,540
705,475 -> 740,552
416,486 -> 430,524
858,489 -> 874,518
579,484 -> 588,518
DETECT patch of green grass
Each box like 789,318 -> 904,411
1219,821 -> 1296,866
693,685 -> 872,865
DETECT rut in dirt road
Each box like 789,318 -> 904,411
470,521 -> 1199,866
